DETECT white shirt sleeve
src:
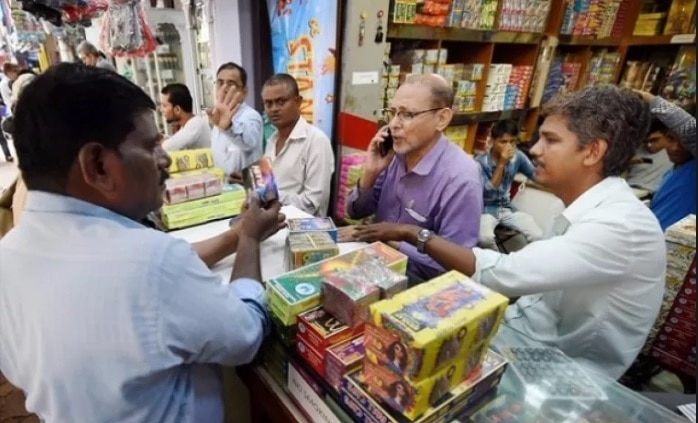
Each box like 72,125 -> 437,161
162,117 -> 210,152
279,134 -> 335,216
210,127 -> 244,175
1,79 -> 12,110
473,218 -> 634,297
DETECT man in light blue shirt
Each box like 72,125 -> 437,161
208,63 -> 263,179
0,63 -> 282,422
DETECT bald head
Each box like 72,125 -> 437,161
403,74 -> 454,109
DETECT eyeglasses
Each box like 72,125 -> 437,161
380,107 -> 444,123
215,80 -> 242,90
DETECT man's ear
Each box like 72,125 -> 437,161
583,138 -> 608,168
77,143 -> 118,195
436,107 -> 454,132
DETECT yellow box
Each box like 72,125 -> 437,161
170,167 -> 225,182
168,148 -> 214,174
368,271 -> 507,381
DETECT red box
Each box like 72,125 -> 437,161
654,342 -> 693,360
325,335 -> 365,391
679,276 -> 697,301
650,348 -> 696,377
656,331 -> 695,352
295,337 -> 326,378
673,294 -> 696,314
659,324 -> 696,345
296,307 -> 363,355
665,312 -> 696,333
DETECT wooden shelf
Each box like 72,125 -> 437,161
451,109 -> 529,126
558,35 -> 621,47
625,34 -> 696,46
387,24 -> 543,45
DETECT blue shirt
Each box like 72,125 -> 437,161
0,192 -> 269,422
475,149 -> 535,217
650,159 -> 697,231
211,103 -> 264,176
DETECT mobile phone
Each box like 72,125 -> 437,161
379,129 -> 394,157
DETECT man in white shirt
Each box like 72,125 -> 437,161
626,118 -> 673,194
353,86 -> 666,379
262,73 -> 334,216
159,83 -> 210,151
208,63 -> 263,177
1,63 -> 19,112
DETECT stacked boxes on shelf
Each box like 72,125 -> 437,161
335,154 -> 367,224
498,0 -> 551,33
560,0 -> 629,38
505,65 -> 534,110
584,49 -> 621,86
414,0 -> 452,28
647,215 -> 696,376
484,64 -> 512,111
392,0 -> 418,24
158,149 -> 244,230
441,0 -> 498,30
542,56 -> 583,103
362,271 -> 508,419
453,64 -> 484,113
633,13 -> 667,36
444,126 -> 470,150
664,0 -> 697,34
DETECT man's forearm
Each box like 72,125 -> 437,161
402,227 -> 477,277
231,234 -> 262,283
192,230 -> 239,268
490,164 -> 506,188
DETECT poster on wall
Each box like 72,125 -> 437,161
266,0 -> 338,139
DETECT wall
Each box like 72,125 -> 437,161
338,0 -> 391,151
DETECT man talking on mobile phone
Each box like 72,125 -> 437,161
342,74 -> 482,284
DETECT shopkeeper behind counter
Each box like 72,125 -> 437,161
354,85 -> 666,381
0,63 -> 284,422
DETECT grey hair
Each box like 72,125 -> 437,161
404,74 -> 455,108
77,41 -> 99,56
542,85 -> 651,177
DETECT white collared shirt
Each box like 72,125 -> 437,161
474,177 -> 666,379
210,103 -> 263,175
162,115 -> 211,152
265,117 -> 334,216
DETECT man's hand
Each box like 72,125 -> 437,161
207,87 -> 245,131
352,222 -> 415,243
362,126 -> 395,181
500,145 -> 515,163
337,225 -> 358,243
633,89 -> 655,103
238,191 -> 286,241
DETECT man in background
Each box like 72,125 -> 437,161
209,63 -> 264,178
0,62 -> 19,111
262,73 -> 334,216
626,119 -> 673,195
77,41 -> 116,72
476,120 -> 542,250
346,74 -> 482,282
159,83 -> 211,151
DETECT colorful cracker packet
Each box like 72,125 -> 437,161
242,156 -> 279,206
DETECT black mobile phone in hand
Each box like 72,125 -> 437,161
379,129 -> 394,157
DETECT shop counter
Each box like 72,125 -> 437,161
171,207 -> 688,423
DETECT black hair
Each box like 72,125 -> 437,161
264,73 -> 300,97
648,118 -> 670,135
13,63 -> 156,189
491,120 -> 519,139
161,83 -> 193,113
387,341 -> 408,369
216,62 -> 247,88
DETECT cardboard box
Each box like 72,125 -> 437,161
666,214 -> 696,247
341,349 -> 508,423
168,148 -> 214,174
287,217 -> 339,242
296,337 -> 326,377
296,307 -> 364,355
286,232 -> 339,271
326,335 -> 365,391
363,346 -> 488,419
267,242 -> 408,325
368,271 -> 507,381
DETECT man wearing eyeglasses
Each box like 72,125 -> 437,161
344,74 -> 482,283
208,63 -> 263,178
261,73 -> 334,216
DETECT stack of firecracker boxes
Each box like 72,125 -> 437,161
643,214 -> 696,377
156,148 -> 246,230
262,219 -> 511,422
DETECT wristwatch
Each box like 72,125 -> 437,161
416,229 -> 433,253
